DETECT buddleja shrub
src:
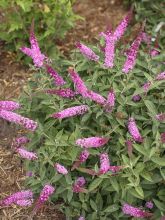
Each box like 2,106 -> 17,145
0,0 -> 78,59
1,10 -> 165,220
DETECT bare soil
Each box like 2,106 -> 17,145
0,0 -> 130,219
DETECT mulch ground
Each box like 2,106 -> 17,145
0,0 -> 130,219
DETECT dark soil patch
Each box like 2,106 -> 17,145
0,0 -> 129,219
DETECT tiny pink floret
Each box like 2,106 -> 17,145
16,148 -> 38,160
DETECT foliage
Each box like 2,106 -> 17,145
0,0 -> 79,59
18,33 -> 165,219
124,0 -> 165,45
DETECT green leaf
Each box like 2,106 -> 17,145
103,204 -> 119,213
67,190 -> 73,202
140,171 -> 153,182
90,199 -> 97,211
153,199 -> 165,211
135,186 -> 144,199
110,177 -> 119,193
88,178 -> 103,192
134,144 -> 148,156
129,188 -> 144,199
144,100 -> 157,115
151,156 -> 165,166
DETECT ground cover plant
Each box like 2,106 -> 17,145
0,8 -> 165,220
0,0 -> 78,60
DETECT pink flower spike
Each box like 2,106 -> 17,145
155,71 -> 165,80
99,153 -> 110,174
12,136 -> 30,149
20,47 -> 32,57
161,132 -> 165,143
142,32 -> 151,45
0,109 -> 37,131
15,199 -> 33,207
122,203 -> 153,218
105,89 -> 115,112
100,30 -> 115,68
52,105 -> 89,119
79,150 -> 90,162
125,139 -> 133,157
68,68 -> 89,97
0,101 -> 20,111
155,113 -> 165,122
20,23 -> 45,68
76,42 -> 99,61
46,65 -> 66,86
76,137 -> 109,148
16,148 -> 38,160
109,165 -> 124,173
78,217 -> 85,220
113,9 -> 133,42
71,150 -> 89,171
45,88 -> 76,98
150,48 -> 159,57
142,81 -> 151,93
34,184 -> 55,212
72,177 -> 86,193
0,190 -> 33,206
55,163 -> 68,175
128,118 -> 143,143
87,90 -> 106,105
122,30 -> 143,73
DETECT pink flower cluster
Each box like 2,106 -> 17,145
71,150 -> 89,171
45,88 -> 77,98
122,203 -> 153,218
128,117 -> 143,142
76,42 -> 99,61
100,30 -> 115,68
68,68 -> 106,105
52,105 -> 89,119
68,68 -> 89,97
12,136 -> 38,160
46,65 -> 66,86
72,177 -> 86,193
0,101 -> 20,111
122,30 -> 143,73
34,184 -> 55,212
0,190 -> 33,207
0,109 -> 37,131
12,136 -> 29,149
100,10 -> 132,68
105,89 -> 115,112
156,113 -> 165,122
99,153 -> 110,174
16,147 -> 38,160
54,163 -> 68,175
156,71 -> 165,80
76,137 -> 109,148
20,23 -> 45,67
